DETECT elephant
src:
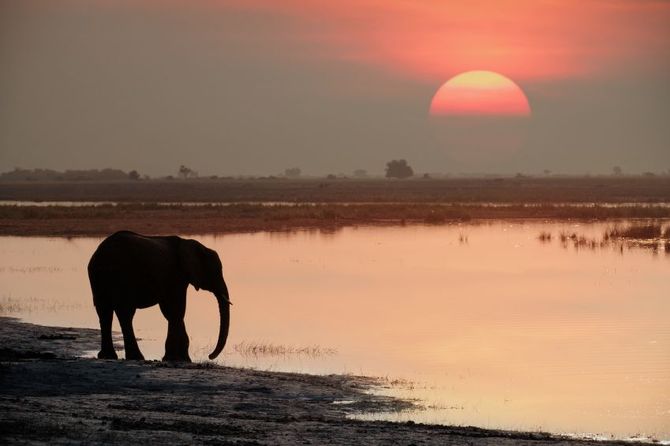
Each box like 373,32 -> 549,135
87,230 -> 231,362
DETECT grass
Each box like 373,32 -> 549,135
542,223 -> 670,256
0,266 -> 63,273
1,176 -> 670,203
0,295 -> 82,314
605,224 -> 663,239
1,176 -> 670,236
1,203 -> 670,236
233,341 -> 337,358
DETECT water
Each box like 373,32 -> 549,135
1,222 -> 668,440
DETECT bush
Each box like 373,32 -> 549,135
284,167 -> 301,178
385,159 -> 414,179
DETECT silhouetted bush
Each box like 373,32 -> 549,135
284,167 -> 301,178
385,159 -> 413,179
178,165 -> 198,179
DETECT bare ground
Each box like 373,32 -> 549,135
1,177 -> 670,203
0,318 -> 643,445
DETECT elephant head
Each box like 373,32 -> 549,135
179,239 -> 231,360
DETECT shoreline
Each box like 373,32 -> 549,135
0,317 -> 650,445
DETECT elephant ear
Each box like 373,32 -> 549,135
179,239 -> 207,290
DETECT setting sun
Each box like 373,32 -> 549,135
429,71 -> 531,117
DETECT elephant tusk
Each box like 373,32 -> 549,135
216,293 -> 232,306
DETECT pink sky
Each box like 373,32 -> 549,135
218,0 -> 670,82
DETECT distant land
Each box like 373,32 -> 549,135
0,173 -> 669,204
1,175 -> 669,237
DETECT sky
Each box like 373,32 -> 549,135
1,0 -> 669,176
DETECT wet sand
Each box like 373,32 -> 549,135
0,317 -> 643,445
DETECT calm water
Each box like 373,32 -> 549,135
1,223 -> 668,440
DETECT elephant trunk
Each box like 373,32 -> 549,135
209,284 -> 231,360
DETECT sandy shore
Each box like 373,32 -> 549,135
0,317 -> 643,445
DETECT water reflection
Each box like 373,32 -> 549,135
0,222 -> 668,440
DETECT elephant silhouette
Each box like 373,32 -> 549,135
88,231 -> 231,362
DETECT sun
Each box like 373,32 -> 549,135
429,71 -> 530,117
428,71 -> 531,166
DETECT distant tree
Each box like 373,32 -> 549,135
326,174 -> 337,180
612,165 -> 623,176
284,167 -> 301,178
422,173 -> 431,179
178,165 -> 198,179
128,170 -> 140,181
353,169 -> 368,178
543,169 -> 552,176
385,159 -> 414,179
642,171 -> 655,177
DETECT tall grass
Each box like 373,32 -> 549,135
1,203 -> 670,236
0,295 -> 81,314
542,222 -> 669,256
1,203 -> 670,221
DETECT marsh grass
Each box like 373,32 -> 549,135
1,203 -> 670,221
605,224 -> 662,240
0,295 -> 81,314
3,200 -> 670,237
234,341 -> 337,358
0,266 -> 63,273
543,222 -> 670,256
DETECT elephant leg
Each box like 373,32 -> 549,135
160,301 -> 191,362
96,305 -> 118,359
115,307 -> 144,360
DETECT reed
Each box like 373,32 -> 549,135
1,203 -> 670,236
606,224 -> 662,240
233,341 -> 337,358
